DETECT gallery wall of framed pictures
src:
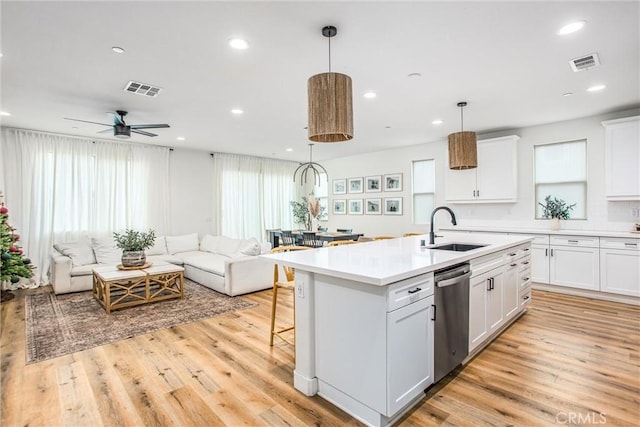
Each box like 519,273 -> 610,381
332,173 -> 403,216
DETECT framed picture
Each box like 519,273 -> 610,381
383,173 -> 403,192
348,199 -> 363,215
365,175 -> 382,193
348,177 -> 364,193
333,179 -> 346,195
384,197 -> 403,215
365,198 -> 382,215
333,199 -> 346,215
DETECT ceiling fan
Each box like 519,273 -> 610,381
64,110 -> 170,138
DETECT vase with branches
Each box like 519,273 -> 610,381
290,195 -> 325,231
538,195 -> 575,230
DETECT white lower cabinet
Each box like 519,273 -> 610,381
600,238 -> 640,297
503,260 -> 520,320
387,296 -> 434,415
469,265 -> 504,352
531,244 -> 550,283
549,236 -> 600,291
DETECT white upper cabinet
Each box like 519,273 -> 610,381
446,135 -> 519,203
602,116 -> 640,201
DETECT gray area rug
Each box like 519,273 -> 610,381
25,280 -> 257,364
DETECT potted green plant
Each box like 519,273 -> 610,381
538,196 -> 575,230
113,228 -> 156,267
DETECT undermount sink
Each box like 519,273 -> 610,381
431,243 -> 488,252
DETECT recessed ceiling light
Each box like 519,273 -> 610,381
363,91 -> 377,99
0,53 -> 3,58
231,108 -> 244,115
112,46 -> 125,54
562,92 -> 574,97
587,84 -> 606,92
557,20 -> 586,36
385,126 -> 391,129
228,38 -> 249,50
176,137 -> 186,141
286,148 -> 293,152
432,119 -> 443,125
0,111 -> 11,116
408,72 -> 422,78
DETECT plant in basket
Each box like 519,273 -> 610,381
113,229 -> 156,267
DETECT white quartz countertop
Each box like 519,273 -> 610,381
262,232 -> 532,286
439,225 -> 640,239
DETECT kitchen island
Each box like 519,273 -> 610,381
264,232 -> 533,427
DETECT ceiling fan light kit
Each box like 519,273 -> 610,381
448,101 -> 478,170
307,25 -> 353,143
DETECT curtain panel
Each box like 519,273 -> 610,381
213,153 -> 297,241
0,128 -> 171,286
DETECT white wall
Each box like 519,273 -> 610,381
320,108 -> 640,237
169,148 -> 215,237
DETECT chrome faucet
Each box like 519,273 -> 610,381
429,206 -> 457,244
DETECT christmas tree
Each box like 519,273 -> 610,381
0,192 -> 34,301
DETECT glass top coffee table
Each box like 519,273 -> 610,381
92,261 -> 185,313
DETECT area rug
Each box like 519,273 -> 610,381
25,280 -> 257,364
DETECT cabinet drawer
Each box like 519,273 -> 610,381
520,287 -> 532,307
600,237 -> 640,251
518,255 -> 531,271
550,235 -> 599,248
387,272 -> 434,312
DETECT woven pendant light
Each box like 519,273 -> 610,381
307,26 -> 353,143
448,101 -> 477,170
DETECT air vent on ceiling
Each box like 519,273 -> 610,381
123,80 -> 163,97
569,53 -> 600,72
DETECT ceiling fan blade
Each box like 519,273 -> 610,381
97,128 -> 114,134
131,129 -> 158,137
64,117 -> 112,127
108,112 -> 125,126
130,124 -> 170,130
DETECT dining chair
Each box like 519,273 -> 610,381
301,231 -> 324,248
280,230 -> 296,247
403,232 -> 423,237
373,236 -> 396,240
270,246 -> 311,347
357,236 -> 374,242
318,226 -> 328,232
327,240 -> 358,247
336,228 -> 353,233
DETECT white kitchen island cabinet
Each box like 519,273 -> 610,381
264,232 -> 532,427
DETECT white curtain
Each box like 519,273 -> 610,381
213,153 -> 297,240
0,128 -> 171,286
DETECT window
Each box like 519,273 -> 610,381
313,172 -> 329,221
412,159 -> 435,224
534,140 -> 587,219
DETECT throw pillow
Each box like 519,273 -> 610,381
91,237 -> 122,265
53,240 -> 96,266
239,238 -> 261,256
199,235 -> 221,254
216,235 -> 242,257
165,233 -> 199,254
146,236 -> 168,256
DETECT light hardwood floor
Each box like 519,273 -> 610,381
1,286 -> 638,426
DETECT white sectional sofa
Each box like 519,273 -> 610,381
50,233 -> 274,296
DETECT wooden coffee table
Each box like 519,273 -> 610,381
92,262 -> 185,313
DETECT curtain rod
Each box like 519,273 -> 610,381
210,151 -> 299,165
1,126 -> 174,151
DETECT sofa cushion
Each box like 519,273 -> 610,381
70,263 -> 100,276
182,253 -> 226,276
239,238 -> 261,256
54,240 -> 96,267
199,234 -> 219,254
146,236 -> 168,256
91,237 -> 122,264
166,233 -> 199,255
147,254 -> 184,265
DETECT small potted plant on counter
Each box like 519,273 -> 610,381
538,195 -> 575,230
113,228 -> 156,268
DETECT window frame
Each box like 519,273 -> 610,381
411,158 -> 436,225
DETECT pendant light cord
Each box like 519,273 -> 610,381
460,105 -> 464,131
328,35 -> 332,72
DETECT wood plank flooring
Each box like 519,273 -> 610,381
1,286 -> 638,426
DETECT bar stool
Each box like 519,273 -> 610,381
327,240 -> 358,247
270,246 -> 310,346
403,232 -> 423,237
373,236 -> 396,240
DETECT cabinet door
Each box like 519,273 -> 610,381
603,116 -> 640,200
469,272 -> 489,351
550,246 -> 600,290
445,167 -> 477,202
487,269 -> 504,333
531,244 -> 550,283
503,263 -> 519,320
387,296 -> 434,416
476,136 -> 518,202
600,249 -> 640,297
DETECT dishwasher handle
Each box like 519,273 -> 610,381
436,271 -> 472,288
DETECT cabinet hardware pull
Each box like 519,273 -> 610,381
487,279 -> 491,291
523,295 -> 530,300
523,277 -> 529,281
511,263 -> 517,267
477,190 -> 480,197
545,248 -> 548,256
523,248 -> 530,251
473,190 -> 476,197
431,304 -> 437,321
509,253 -> 517,256
522,261 -> 529,265
407,287 -> 422,294
624,243 -> 638,247
550,249 -> 554,256
568,240 -> 579,244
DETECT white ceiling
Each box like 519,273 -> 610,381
1,1 -> 638,162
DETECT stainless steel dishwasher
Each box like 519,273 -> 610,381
433,262 -> 471,383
